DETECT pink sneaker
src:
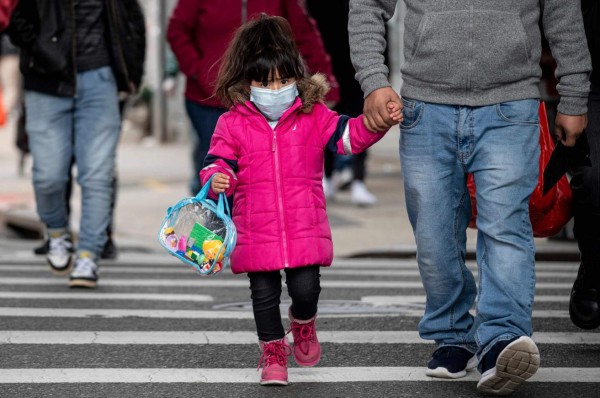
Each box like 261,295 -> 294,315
288,308 -> 321,367
258,337 -> 292,386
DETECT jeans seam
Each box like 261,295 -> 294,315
474,239 -> 490,349
451,185 -> 468,339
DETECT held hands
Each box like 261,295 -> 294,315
363,87 -> 403,132
211,173 -> 230,194
555,113 -> 588,147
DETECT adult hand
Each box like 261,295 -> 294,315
363,87 -> 402,132
211,173 -> 230,194
555,113 -> 588,147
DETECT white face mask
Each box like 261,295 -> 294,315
250,82 -> 298,121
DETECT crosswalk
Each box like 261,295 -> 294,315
0,251 -> 599,397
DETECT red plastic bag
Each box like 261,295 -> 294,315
467,102 -> 572,237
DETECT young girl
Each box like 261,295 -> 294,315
200,14 -> 398,385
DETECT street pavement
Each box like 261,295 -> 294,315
1,117 -> 598,397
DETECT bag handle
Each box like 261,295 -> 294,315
197,175 -> 231,219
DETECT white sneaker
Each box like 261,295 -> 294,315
351,181 -> 377,206
46,231 -> 73,275
323,177 -> 335,200
69,253 -> 99,288
336,167 -> 353,191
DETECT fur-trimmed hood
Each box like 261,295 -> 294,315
225,73 -> 330,113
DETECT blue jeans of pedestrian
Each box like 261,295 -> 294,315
24,67 -> 121,258
185,100 -> 226,195
399,98 -> 539,360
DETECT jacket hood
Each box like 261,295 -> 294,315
226,73 -> 330,113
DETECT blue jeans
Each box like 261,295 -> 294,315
24,67 -> 121,258
399,98 -> 539,359
185,100 -> 226,195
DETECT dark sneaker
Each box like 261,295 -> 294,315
69,253 -> 99,288
477,336 -> 540,395
46,232 -> 74,275
569,260 -> 600,330
33,239 -> 50,255
425,346 -> 477,379
100,236 -> 118,260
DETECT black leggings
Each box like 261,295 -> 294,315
248,265 -> 321,342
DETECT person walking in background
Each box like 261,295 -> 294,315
167,0 -> 340,195
569,0 -> 600,331
0,0 -> 17,31
200,14 -> 395,385
349,0 -> 591,395
7,0 -> 145,288
306,0 -> 378,206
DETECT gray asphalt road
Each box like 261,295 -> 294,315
0,241 -> 598,398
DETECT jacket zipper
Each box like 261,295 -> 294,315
466,5 -> 473,103
272,127 -> 289,268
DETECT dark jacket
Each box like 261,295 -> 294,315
582,0 -> 599,86
7,0 -> 145,97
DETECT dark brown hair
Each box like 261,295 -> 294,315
215,14 -> 323,111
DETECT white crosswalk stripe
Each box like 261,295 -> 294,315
0,277 -> 578,289
1,367 -> 598,384
2,331 -> 599,345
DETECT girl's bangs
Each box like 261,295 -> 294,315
246,51 -> 300,83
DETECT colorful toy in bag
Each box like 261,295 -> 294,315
158,176 -> 237,275
467,102 -> 573,237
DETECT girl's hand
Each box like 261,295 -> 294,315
211,173 -> 230,193
387,100 -> 403,123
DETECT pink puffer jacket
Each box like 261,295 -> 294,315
200,79 -> 386,274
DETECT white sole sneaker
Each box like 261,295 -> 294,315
477,336 -> 540,396
425,355 -> 478,379
46,255 -> 73,275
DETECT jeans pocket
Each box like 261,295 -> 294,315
97,67 -> 116,83
495,99 -> 539,125
400,97 -> 424,130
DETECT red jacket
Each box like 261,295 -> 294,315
167,0 -> 339,108
0,0 -> 18,30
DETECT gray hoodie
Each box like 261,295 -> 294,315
349,0 -> 592,115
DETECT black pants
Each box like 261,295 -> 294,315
572,85 -> 600,260
248,265 -> 321,342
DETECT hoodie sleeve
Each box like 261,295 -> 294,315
199,116 -> 239,200
315,102 -> 387,154
541,0 -> 591,115
348,0 -> 398,98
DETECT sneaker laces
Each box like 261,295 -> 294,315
49,235 -> 72,255
257,340 -> 291,370
288,320 -> 316,355
73,257 -> 97,275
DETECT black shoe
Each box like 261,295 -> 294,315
100,236 -> 118,260
477,336 -> 540,395
33,239 -> 50,255
425,345 -> 477,379
569,260 -> 600,330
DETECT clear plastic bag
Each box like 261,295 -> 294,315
158,178 -> 237,275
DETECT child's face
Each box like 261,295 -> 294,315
251,70 -> 296,91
